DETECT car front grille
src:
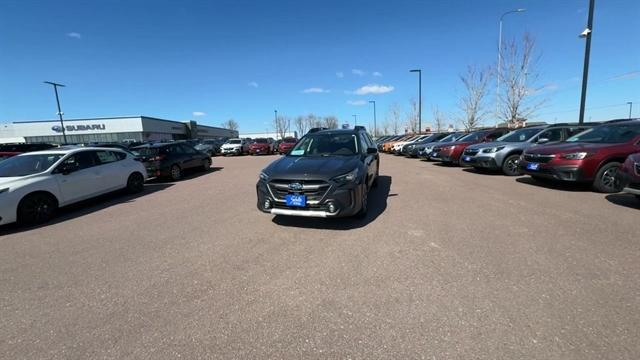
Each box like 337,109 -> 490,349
524,153 -> 555,163
267,179 -> 331,203
463,148 -> 479,156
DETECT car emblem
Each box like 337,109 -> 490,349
288,182 -> 303,191
51,125 -> 63,133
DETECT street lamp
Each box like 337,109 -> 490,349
496,8 -> 527,118
352,114 -> 358,127
578,0 -> 595,125
43,81 -> 68,144
409,69 -> 422,133
628,102 -> 633,119
368,100 -> 377,136
274,109 -> 278,138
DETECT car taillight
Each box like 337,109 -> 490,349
150,154 -> 167,161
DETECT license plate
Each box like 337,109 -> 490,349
463,156 -> 472,162
285,194 -> 306,207
527,162 -> 540,171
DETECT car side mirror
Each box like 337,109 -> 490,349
367,147 -> 378,154
537,138 -> 549,144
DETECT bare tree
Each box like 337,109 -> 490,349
431,106 -> 446,132
387,102 -> 402,135
221,118 -> 239,131
498,32 -> 546,126
294,116 -> 307,136
458,65 -> 491,130
405,99 -> 419,133
381,120 -> 391,135
322,116 -> 339,129
273,115 -> 290,139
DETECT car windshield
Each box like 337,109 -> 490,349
228,139 -> 242,144
566,124 -> 640,143
497,128 -> 542,142
283,138 -> 297,143
457,132 -> 483,142
289,133 -> 359,157
254,138 -> 268,144
0,153 -> 64,177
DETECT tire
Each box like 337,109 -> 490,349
371,165 -> 380,188
355,184 -> 369,219
202,158 -> 211,172
126,172 -> 144,194
593,162 -> 623,193
17,192 -> 58,225
170,164 -> 182,181
502,154 -> 522,176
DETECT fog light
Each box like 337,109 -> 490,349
327,203 -> 336,213
264,199 -> 272,209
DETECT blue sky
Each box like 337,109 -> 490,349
0,0 -> 638,132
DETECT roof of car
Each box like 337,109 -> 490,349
17,146 -> 128,155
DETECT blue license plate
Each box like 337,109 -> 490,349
463,156 -> 472,162
285,194 -> 306,207
527,162 -> 540,171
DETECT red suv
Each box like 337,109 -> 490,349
430,128 -> 510,165
519,120 -> 640,193
619,153 -> 640,201
249,138 -> 274,155
278,137 -> 298,154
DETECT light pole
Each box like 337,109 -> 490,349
369,100 -> 377,136
578,0 -> 595,125
628,102 -> 633,119
274,109 -> 278,137
352,114 -> 358,127
496,8 -> 527,119
409,69 -> 422,133
43,81 -> 68,144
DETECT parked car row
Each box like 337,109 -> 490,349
220,137 -> 299,156
375,119 -> 640,200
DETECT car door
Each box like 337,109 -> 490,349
178,144 -> 201,169
94,150 -> 128,190
359,132 -> 377,187
53,150 -> 102,204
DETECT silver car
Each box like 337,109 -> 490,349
460,124 -> 592,176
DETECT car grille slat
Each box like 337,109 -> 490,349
524,154 -> 555,163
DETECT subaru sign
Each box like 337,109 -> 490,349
51,124 -> 106,132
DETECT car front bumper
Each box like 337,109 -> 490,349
221,148 -> 242,155
256,180 -> 364,218
461,155 -> 499,169
519,162 -> 588,182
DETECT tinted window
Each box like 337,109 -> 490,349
290,133 -> 359,157
566,124 -> 640,144
254,138 -> 268,143
497,128 -> 541,142
179,144 -> 197,154
96,150 -> 122,164
59,151 -> 99,172
538,128 -> 563,142
0,153 -> 64,177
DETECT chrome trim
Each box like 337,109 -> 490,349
270,208 -> 329,218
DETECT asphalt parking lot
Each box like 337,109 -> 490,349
1,154 -> 639,359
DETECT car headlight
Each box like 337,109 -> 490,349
332,168 -> 359,184
482,146 -> 506,153
259,172 -> 269,181
561,152 -> 591,160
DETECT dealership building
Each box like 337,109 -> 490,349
0,116 -> 238,144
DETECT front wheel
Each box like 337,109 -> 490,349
593,162 -> 622,193
126,172 -> 144,194
502,154 -> 522,176
355,184 -> 369,219
170,164 -> 182,181
17,193 -> 58,225
202,158 -> 211,171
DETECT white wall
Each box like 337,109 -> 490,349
0,117 -> 145,138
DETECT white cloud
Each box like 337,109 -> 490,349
336,71 -> 344,78
608,71 -> 640,81
352,69 -> 365,76
66,32 -> 82,39
352,84 -> 395,95
347,100 -> 367,106
372,71 -> 382,77
248,81 -> 259,88
192,111 -> 206,117
302,87 -> 330,93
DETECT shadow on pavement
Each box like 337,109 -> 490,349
461,168 -> 508,176
148,166 -> 223,183
605,193 -> 640,210
0,183 -> 173,236
515,177 -> 592,192
272,175 -> 393,230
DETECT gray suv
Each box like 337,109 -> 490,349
460,124 -> 592,176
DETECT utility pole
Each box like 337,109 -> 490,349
274,110 -> 278,138
410,69 -> 422,133
627,102 -> 633,119
578,0 -> 596,125
44,81 -> 68,144
496,9 -> 527,120
352,114 -> 357,127
369,100 -> 377,136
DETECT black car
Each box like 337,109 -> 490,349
402,133 -> 449,157
257,126 -> 380,218
132,142 -> 211,180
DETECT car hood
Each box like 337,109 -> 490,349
264,155 -> 361,180
526,142 -> 620,155
466,141 -> 510,150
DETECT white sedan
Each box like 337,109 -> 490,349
0,147 -> 147,226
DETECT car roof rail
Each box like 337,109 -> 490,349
308,127 -> 328,133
